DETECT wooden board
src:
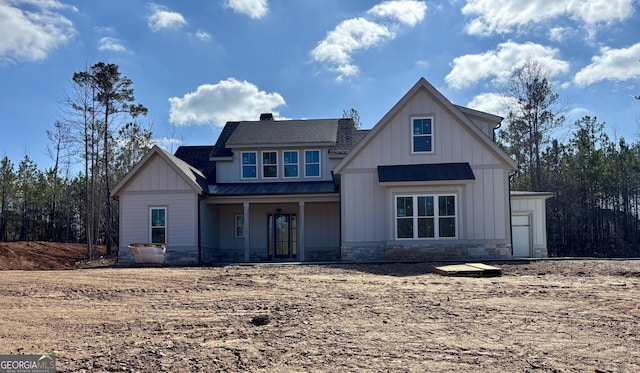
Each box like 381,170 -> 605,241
433,263 -> 502,277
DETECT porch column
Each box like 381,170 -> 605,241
243,202 -> 250,262
299,201 -> 305,261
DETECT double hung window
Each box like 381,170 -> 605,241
262,151 -> 278,178
150,207 -> 166,244
283,151 -> 299,178
304,150 -> 320,178
412,117 -> 433,153
241,152 -> 257,179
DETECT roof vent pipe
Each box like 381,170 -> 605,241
260,113 -> 274,121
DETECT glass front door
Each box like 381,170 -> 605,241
267,213 -> 297,259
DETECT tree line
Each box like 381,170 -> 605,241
501,59 -> 640,257
0,62 -> 152,258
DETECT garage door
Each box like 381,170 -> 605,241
512,214 -> 531,257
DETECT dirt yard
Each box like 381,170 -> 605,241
0,259 -> 638,372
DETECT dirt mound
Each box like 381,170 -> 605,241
0,241 -> 110,270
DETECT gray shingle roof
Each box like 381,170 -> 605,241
174,145 -> 216,182
377,163 -> 475,183
225,119 -> 340,146
210,122 -> 240,158
329,118 -> 369,155
173,118 -> 367,192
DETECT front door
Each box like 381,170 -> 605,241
267,213 -> 297,259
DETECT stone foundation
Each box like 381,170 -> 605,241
386,243 -> 511,261
342,243 -> 512,262
305,247 -> 341,262
341,245 -> 386,262
532,247 -> 548,258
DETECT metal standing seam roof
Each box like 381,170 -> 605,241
208,181 -> 337,196
377,163 -> 475,183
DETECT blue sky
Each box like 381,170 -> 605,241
1,0 -> 639,171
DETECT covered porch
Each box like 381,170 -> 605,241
200,181 -> 340,263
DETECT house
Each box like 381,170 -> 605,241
111,78 -> 552,264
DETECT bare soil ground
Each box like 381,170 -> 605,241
1,244 -> 639,372
0,241 -> 111,270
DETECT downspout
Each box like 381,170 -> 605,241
508,171 -> 517,256
112,195 -> 120,264
332,170 -> 342,260
197,194 -> 204,265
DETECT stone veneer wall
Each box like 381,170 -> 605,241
532,247 -> 548,258
341,245 -> 386,262
305,247 -> 341,262
342,243 -> 512,262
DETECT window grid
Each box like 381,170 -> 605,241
262,151 -> 278,178
150,207 -> 166,244
304,150 -> 321,178
395,195 -> 456,240
283,151 -> 299,178
235,215 -> 244,238
412,117 -> 433,153
241,151 -> 257,179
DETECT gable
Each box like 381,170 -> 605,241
334,78 -> 517,174
112,146 -> 204,196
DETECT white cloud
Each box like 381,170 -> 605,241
153,137 -> 182,151
168,78 -> 286,127
573,43 -> 640,86
548,26 -> 570,42
466,93 -> 518,119
98,36 -> 125,52
445,41 -> 570,89
312,1 -> 426,80
311,17 -> 393,79
147,3 -> 187,32
367,0 -> 427,27
193,30 -> 211,41
224,0 -> 268,19
0,0 -> 75,62
461,0 -> 634,36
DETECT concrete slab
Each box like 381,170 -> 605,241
433,263 -> 502,277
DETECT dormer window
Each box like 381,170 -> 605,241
262,151 -> 278,178
412,117 -> 433,153
283,151 -> 299,178
304,150 -> 320,178
241,152 -> 257,179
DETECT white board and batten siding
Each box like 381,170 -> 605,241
338,85 -> 514,246
117,153 -> 200,264
510,192 -> 554,258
